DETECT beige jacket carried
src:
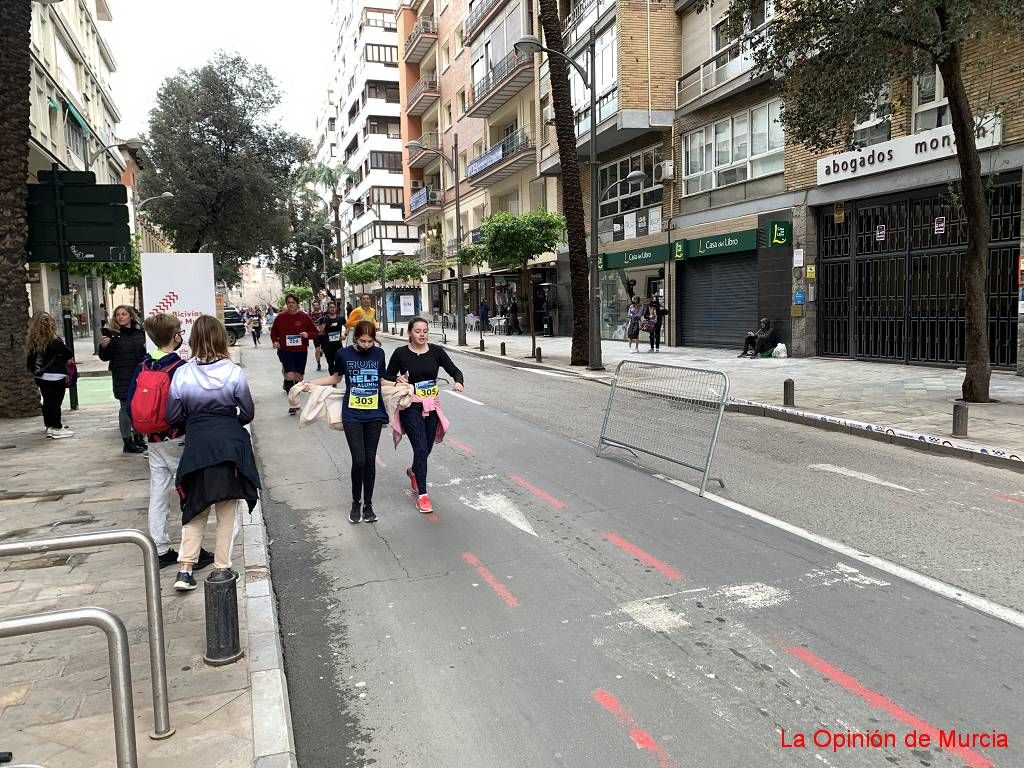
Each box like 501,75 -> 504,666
288,384 -> 344,430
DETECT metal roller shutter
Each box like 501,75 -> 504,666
681,253 -> 759,347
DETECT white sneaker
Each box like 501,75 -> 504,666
50,427 -> 74,439
45,427 -> 55,438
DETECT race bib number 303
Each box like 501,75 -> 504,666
349,387 -> 379,410
285,334 -> 302,346
414,379 -> 439,398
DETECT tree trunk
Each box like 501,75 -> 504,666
0,1 -> 42,418
537,0 -> 590,366
938,45 -> 991,402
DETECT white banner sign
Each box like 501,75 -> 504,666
141,253 -> 216,356
400,294 -> 415,316
817,115 -> 1002,185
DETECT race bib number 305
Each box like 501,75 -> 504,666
285,334 -> 302,346
349,387 -> 378,410
414,379 -> 439,398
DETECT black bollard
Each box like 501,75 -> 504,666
400,328 -> 404,337
500,342 -> 506,356
952,402 -> 968,437
203,569 -> 243,666
479,339 -> 485,351
535,347 -> 542,363
783,378 -> 795,407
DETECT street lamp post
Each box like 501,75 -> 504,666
405,134 -> 465,346
515,32 -> 603,369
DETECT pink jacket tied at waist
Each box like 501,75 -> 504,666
381,380 -> 450,448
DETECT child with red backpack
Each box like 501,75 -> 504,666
128,314 -> 213,570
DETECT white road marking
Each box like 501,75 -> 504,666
443,390 -> 484,405
808,463 -> 917,493
802,562 -> 890,588
619,598 -> 691,633
517,368 -> 578,379
459,492 -> 537,536
713,582 -> 790,609
654,473 -> 1024,631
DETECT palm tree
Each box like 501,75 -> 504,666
296,161 -> 353,301
537,0 -> 590,367
0,1 -> 42,417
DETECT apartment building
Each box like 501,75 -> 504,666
321,0 -> 420,319
539,0 -> 682,341
671,2 -> 1023,369
26,0 -> 126,337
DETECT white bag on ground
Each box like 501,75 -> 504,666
772,343 -> 788,358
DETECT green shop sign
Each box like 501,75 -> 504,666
680,229 -> 758,259
598,243 -> 671,271
765,220 -> 792,247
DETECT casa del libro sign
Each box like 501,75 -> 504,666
816,115 -> 1002,185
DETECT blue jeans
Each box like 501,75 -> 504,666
400,407 -> 439,494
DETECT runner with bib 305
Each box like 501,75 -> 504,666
384,317 -> 464,514
303,319 -> 388,524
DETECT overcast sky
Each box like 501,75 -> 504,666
104,0 -> 330,141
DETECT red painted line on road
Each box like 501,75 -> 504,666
994,493 -> 1024,504
462,552 -> 519,607
592,689 -> 678,768
375,455 -> 386,468
425,513 -> 440,523
787,646 -> 994,768
602,533 -> 683,581
509,474 -> 566,509
448,438 -> 474,455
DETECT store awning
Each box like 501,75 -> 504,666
64,101 -> 91,134
47,97 -> 60,111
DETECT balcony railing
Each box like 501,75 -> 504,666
470,48 -> 532,105
562,0 -> 615,49
676,22 -> 771,108
409,186 -> 443,212
408,77 -> 439,106
573,87 -> 618,137
404,17 -> 438,62
464,0 -> 507,42
467,127 -> 533,178
408,131 -> 441,167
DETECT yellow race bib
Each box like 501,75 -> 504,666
414,380 -> 439,398
349,387 -> 378,410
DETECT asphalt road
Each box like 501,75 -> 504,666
246,338 -> 1023,768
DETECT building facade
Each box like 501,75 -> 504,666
670,2 -> 1022,369
26,0 -> 126,344
319,0 -> 418,321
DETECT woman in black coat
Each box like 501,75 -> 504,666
98,304 -> 148,454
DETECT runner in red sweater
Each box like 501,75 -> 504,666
270,293 -> 321,415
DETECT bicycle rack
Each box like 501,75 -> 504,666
0,608 -> 138,768
0,529 -> 175,739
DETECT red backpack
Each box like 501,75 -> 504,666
130,359 -> 184,434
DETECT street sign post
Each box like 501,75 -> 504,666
27,164 -> 132,409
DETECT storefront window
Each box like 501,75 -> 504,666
599,267 -> 667,340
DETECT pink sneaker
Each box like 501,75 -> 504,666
416,494 -> 433,514
406,467 -> 418,493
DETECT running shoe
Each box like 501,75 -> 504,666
406,467 -> 418,493
361,504 -> 377,523
50,427 -> 74,439
288,407 -> 299,416
173,571 -> 197,591
416,494 -> 433,514
349,501 -> 361,524
194,548 -> 215,571
158,549 -> 179,569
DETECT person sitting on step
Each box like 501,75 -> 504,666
739,318 -> 779,358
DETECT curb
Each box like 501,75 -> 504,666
385,333 -> 1024,471
238,347 -> 297,768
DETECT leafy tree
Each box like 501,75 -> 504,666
296,161 -> 353,299
537,0 -> 592,367
268,188 -> 334,294
702,0 -> 1024,401
480,210 -> 565,356
456,243 -> 487,267
385,259 -> 427,284
343,260 -> 380,290
0,1 -> 40,417
276,285 -> 314,309
138,52 -> 309,285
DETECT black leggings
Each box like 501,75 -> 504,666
743,335 -> 772,355
400,407 -> 439,494
37,379 -> 66,428
344,421 -> 384,503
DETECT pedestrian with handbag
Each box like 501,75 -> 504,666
644,298 -> 668,352
98,304 -> 148,454
24,312 -> 74,439
626,296 -> 643,353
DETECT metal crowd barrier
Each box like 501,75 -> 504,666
597,360 -> 730,496
0,608 -> 138,768
0,529 -> 174,739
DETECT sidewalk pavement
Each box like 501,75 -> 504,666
401,328 -> 1024,465
0,394 -> 294,766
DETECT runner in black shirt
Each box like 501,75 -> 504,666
384,317 -> 464,513
316,301 -> 346,375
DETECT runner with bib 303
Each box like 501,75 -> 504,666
304,320 -> 388,524
384,317 -> 464,514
